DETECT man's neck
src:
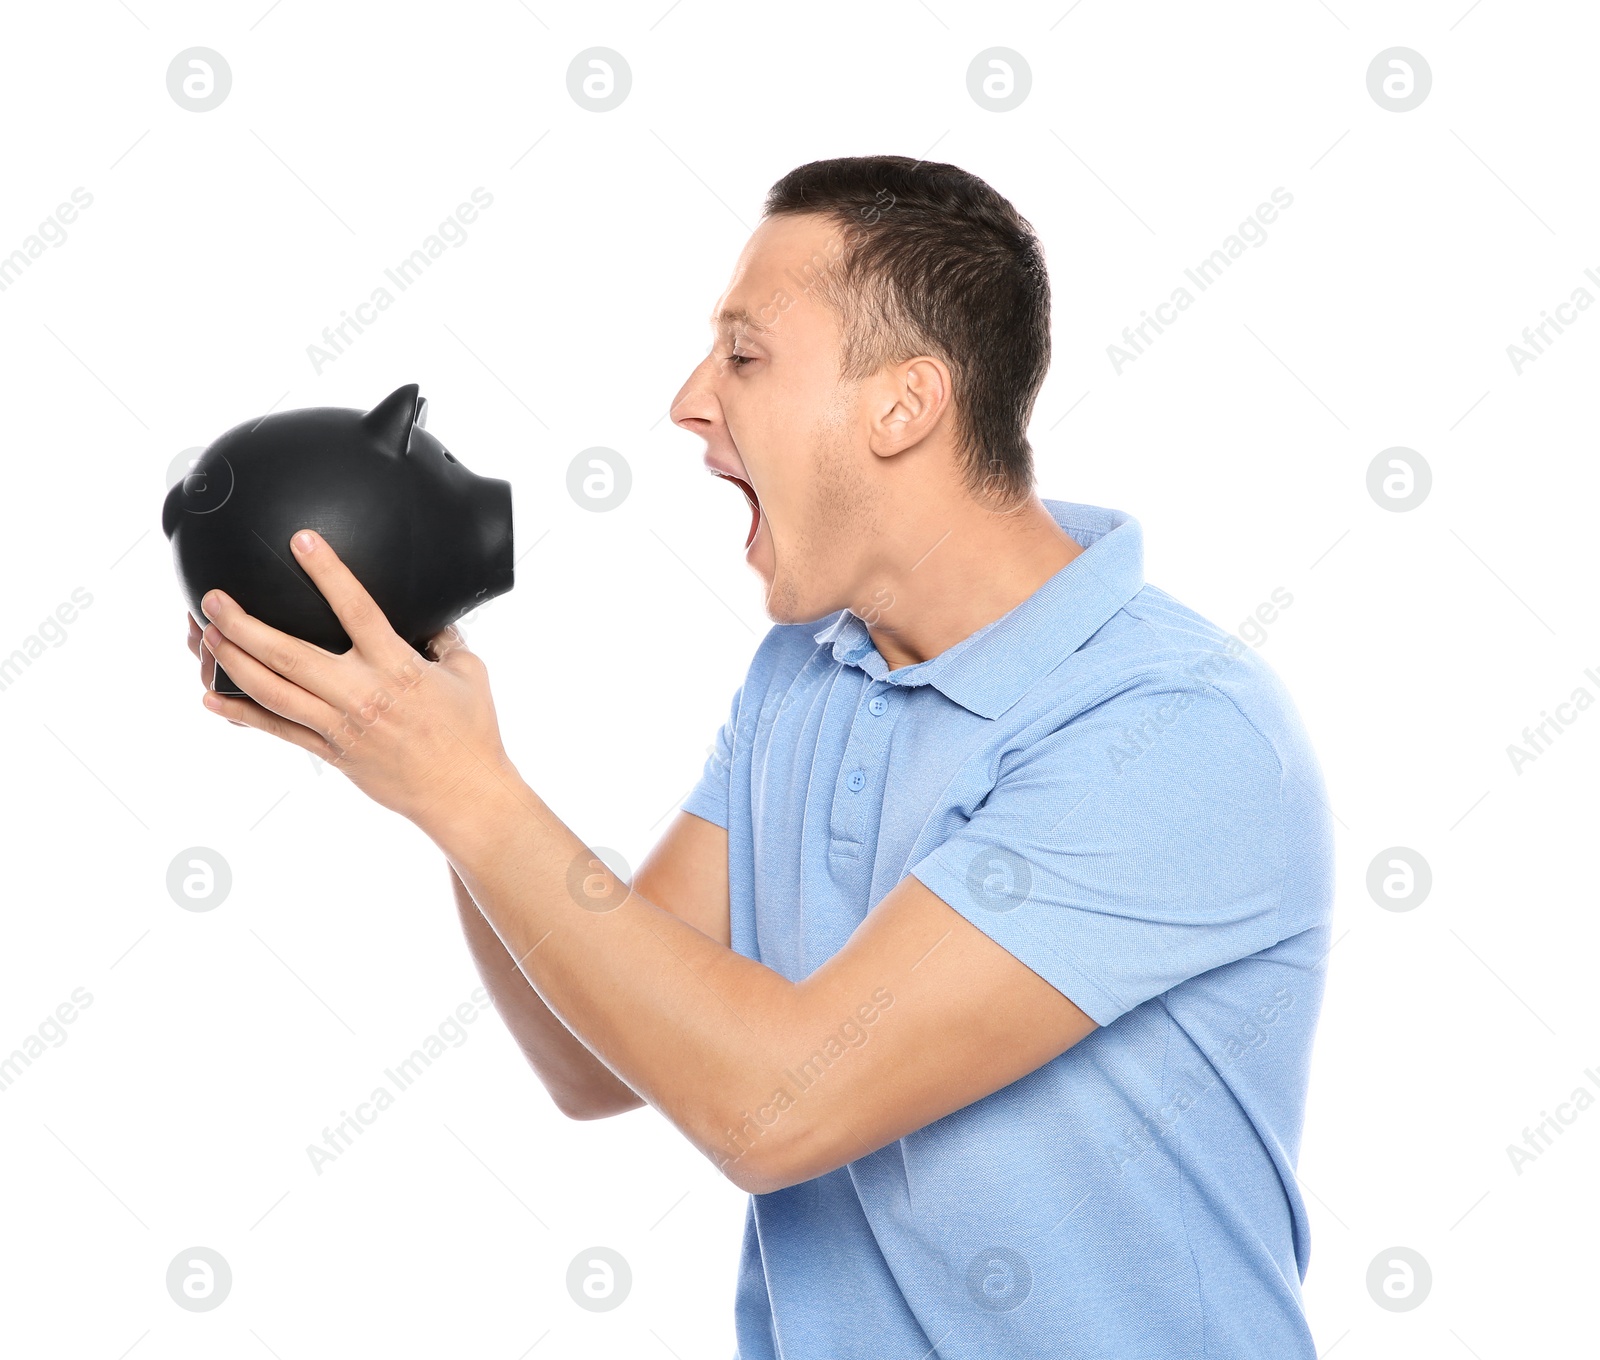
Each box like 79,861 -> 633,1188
858,494 -> 1084,671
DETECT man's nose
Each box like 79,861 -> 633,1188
669,354 -> 720,440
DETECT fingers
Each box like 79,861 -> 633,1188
202,689 -> 342,761
202,624 -> 344,739
287,529 -> 408,661
187,612 -> 217,689
201,589 -> 342,705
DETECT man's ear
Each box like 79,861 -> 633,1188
868,355 -> 951,458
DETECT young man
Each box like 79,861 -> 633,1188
193,155 -> 1333,1357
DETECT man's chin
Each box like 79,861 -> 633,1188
760,579 -> 845,629
749,535 -> 840,626
755,564 -> 811,627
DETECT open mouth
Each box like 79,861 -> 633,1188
711,470 -> 762,550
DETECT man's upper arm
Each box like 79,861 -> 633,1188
633,809 -> 730,948
632,681 -> 741,947
763,874 -> 1097,1188
746,685 -> 1286,1192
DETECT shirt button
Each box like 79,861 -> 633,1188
846,769 -> 866,792
868,695 -> 888,716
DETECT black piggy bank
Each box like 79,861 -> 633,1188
163,383 -> 513,696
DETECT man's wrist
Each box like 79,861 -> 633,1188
418,755 -> 542,863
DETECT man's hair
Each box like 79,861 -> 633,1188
762,155 -> 1050,507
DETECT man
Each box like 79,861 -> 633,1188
192,155 -> 1334,1357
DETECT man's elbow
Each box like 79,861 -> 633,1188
706,1111 -> 824,1195
554,1087 -> 647,1122
717,1141 -> 797,1196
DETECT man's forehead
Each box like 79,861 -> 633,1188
709,215 -> 844,335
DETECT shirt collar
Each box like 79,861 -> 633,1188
811,500 -> 1145,720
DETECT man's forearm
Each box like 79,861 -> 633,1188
423,769 -> 805,1186
447,861 -> 645,1119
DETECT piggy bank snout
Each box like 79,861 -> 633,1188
458,473 -> 515,603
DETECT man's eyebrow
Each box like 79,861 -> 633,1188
709,307 -> 773,335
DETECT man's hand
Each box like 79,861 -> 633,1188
195,528 -> 517,834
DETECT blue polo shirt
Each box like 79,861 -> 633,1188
683,500 -> 1333,1360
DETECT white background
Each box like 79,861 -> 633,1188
0,1 -> 1594,1356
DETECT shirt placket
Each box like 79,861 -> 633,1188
828,677 -> 902,857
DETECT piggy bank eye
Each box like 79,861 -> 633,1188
442,449 -> 457,463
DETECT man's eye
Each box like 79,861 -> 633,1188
724,353 -> 754,368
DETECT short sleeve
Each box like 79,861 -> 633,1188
680,683 -> 742,831
908,685 -> 1287,1027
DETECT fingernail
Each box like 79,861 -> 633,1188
203,590 -> 222,614
203,693 -> 222,711
293,530 -> 317,554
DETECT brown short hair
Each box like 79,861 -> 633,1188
762,155 -> 1050,506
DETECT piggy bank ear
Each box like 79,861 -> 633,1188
363,383 -> 426,455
